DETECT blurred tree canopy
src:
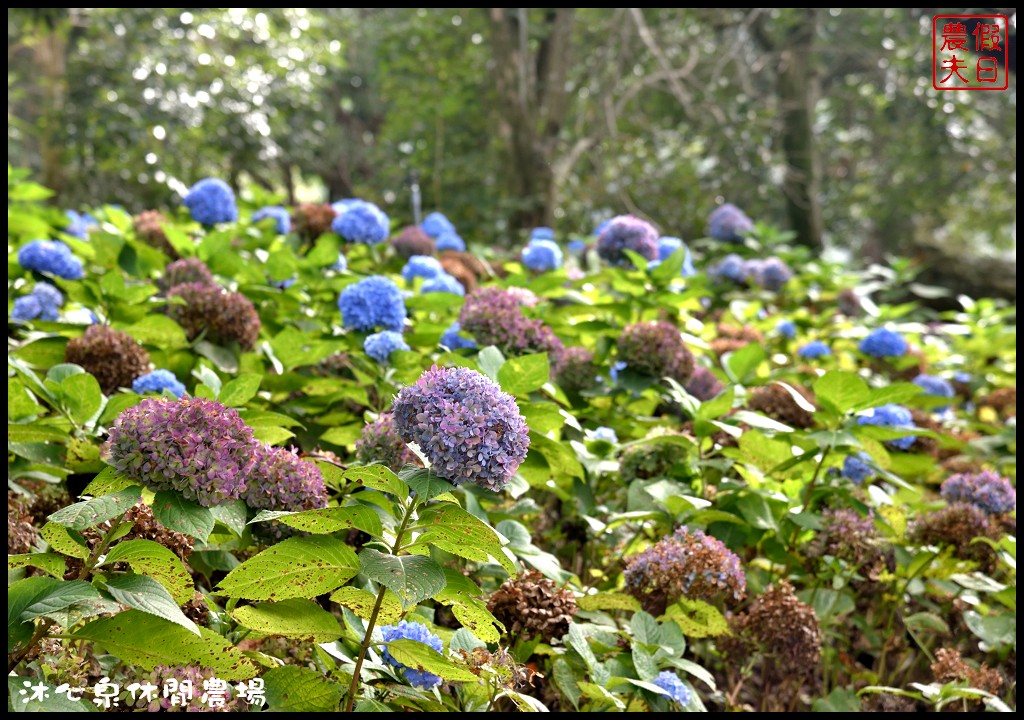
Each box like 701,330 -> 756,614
8,7 -> 1016,260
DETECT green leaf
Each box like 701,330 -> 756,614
552,658 -> 582,710
797,588 -> 854,623
47,487 -> 141,530
386,638 -> 478,682
218,536 -> 360,601
650,245 -> 686,283
7,423 -> 69,444
209,500 -> 249,537
8,378 -> 42,421
72,611 -> 256,680
152,491 -> 214,542
7,553 -> 67,579
401,468 -> 457,501
498,353 -> 550,396
250,505 -> 383,537
218,373 -> 262,407
409,504 -> 516,575
663,598 -> 730,637
565,623 -> 610,685
9,577 -> 63,651
857,382 -> 923,411
698,387 -> 734,419
575,592 -> 640,612
194,340 -> 238,373
529,431 -> 584,480
40,523 -> 90,559
262,665 -> 345,712
19,580 -> 101,621
630,611 -> 661,646
736,493 -> 783,532
124,315 -> 189,350
102,539 -> 194,603
357,548 -> 446,608
903,612 -> 951,635
253,426 -> 296,445
328,586 -> 403,625
103,574 -> 200,636
343,464 -> 408,498
812,688 -> 862,713
723,343 -> 766,384
231,599 -> 342,642
81,466 -> 136,496
7,677 -> 97,713
736,431 -> 792,474
434,568 -> 503,643
353,699 -> 393,712
476,345 -> 506,383
813,371 -> 869,415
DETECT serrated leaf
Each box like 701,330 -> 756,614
329,586 -> 403,625
631,643 -> 659,681
723,343 -> 766,384
102,539 -> 194,603
9,577 -> 61,651
576,593 -> 641,612
358,548 -> 446,608
401,468 -> 457,501
630,611 -> 661,646
124,315 -> 189,350
663,598 -> 730,637
552,658 -> 582,710
81,466 -> 136,496
152,491 -> 214,542
497,353 -> 550,396
231,599 -> 342,642
209,500 -> 249,537
698,387 -> 734,419
409,504 -> 515,575
7,553 -> 66,579
72,611 -> 256,679
47,487 -> 141,530
262,665 -> 345,712
565,623 -> 610,685
104,574 -> 200,636
251,504 -> 383,537
386,638 -> 478,682
344,465 -> 408,498
434,568 -> 503,643
40,523 -> 90,560
61,373 -> 104,426
19,580 -> 100,622
218,536 -> 360,601
813,371 -> 869,415
857,382 -> 923,411
218,373 -> 262,407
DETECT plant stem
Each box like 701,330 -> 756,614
78,513 -> 127,581
800,447 -> 831,513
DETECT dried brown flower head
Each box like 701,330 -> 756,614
64,325 -> 151,395
487,569 -> 578,643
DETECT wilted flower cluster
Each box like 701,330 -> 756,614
806,509 -> 888,582
522,238 -> 563,272
439,321 -> 477,351
910,502 -> 1001,569
856,404 -> 917,450
421,272 -> 465,295
652,670 -> 692,706
160,257 -> 215,292
132,369 -> 187,399
12,282 -> 63,321
435,230 -> 466,252
440,251 -> 489,292
617,321 -> 695,384
982,386 -> 1015,419
17,239 -> 84,279
183,178 -> 238,226
104,397 -> 260,507
596,214 -> 659,266
837,288 -> 862,317
747,383 -> 816,429
620,438 -> 697,484
421,211 -> 455,238
798,340 -> 831,359
707,203 -> 754,243
486,569 -> 578,643
842,452 -> 875,484
551,345 -> 598,394
364,330 -> 411,363
391,225 -> 436,258
332,199 -> 389,245
392,365 -> 530,492
133,210 -> 178,257
930,648 -> 1004,700
684,366 -> 725,402
252,205 -> 291,235
355,413 -> 420,471
401,255 -> 444,282
624,526 -> 746,615
243,445 -> 328,512
710,323 -> 763,357
859,327 -> 908,358
291,202 -> 337,242
459,286 -> 563,357
380,620 -> 444,689
64,325 -> 150,394
166,282 -> 261,350
940,470 -> 1016,515
338,275 -> 407,332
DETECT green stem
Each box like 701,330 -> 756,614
78,513 -> 128,580
342,495 -> 419,713
800,447 -> 831,513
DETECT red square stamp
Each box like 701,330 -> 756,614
933,14 -> 1009,90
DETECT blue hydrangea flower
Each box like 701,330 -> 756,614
363,330 -> 411,364
710,253 -> 746,283
653,236 -> 697,277
797,340 -> 831,359
31,281 -> 63,310
12,295 -> 44,322
856,404 -> 917,450
13,281 -> 64,321
252,205 -> 291,235
439,322 -> 477,351
332,200 -> 389,245
591,427 -> 618,443
380,620 -> 444,690
953,371 -> 972,384
392,365 -> 530,492
859,327 -> 908,358
331,253 -> 348,272
435,230 -> 466,252
842,452 -> 874,485
17,239 -> 85,280
421,211 -> 455,238
132,369 -> 187,399
421,272 -> 465,296
65,210 -> 98,240
522,239 -> 563,272
707,203 -> 754,243
183,178 -> 238,225
913,374 -> 955,411
596,215 -> 659,266
568,238 -> 587,255
530,226 -> 555,241
609,360 -> 627,383
338,276 -> 407,332
652,670 -> 692,705
401,255 -> 444,282
331,198 -> 361,215
941,470 -> 1015,515
776,319 -> 796,339
748,256 -> 793,291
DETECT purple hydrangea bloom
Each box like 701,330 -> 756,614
252,205 -> 291,235
617,320 -> 695,384
941,470 -> 1016,515
12,295 -> 44,322
439,321 -> 477,351
913,374 -> 955,411
421,211 -> 455,239
842,452 -> 874,484
748,256 -> 793,291
710,253 -> 747,283
459,287 -> 563,357
401,255 -> 444,282
364,330 -> 411,363
17,239 -> 85,280
355,413 -> 419,471
707,203 -> 754,243
104,397 -> 260,506
856,403 -> 917,450
132,369 -> 187,399
859,327 -> 908,358
381,620 -> 444,689
392,365 -> 530,492
183,178 -> 238,225
522,238 -> 563,272
421,272 -> 465,296
798,340 -> 832,359
685,365 -> 725,402
65,210 -> 97,240
596,215 -> 659,267
332,200 -> 389,245
435,230 -> 466,252
338,276 -> 407,332
652,670 -> 692,705
530,226 -> 555,241
244,445 -> 328,512
776,319 -> 796,339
